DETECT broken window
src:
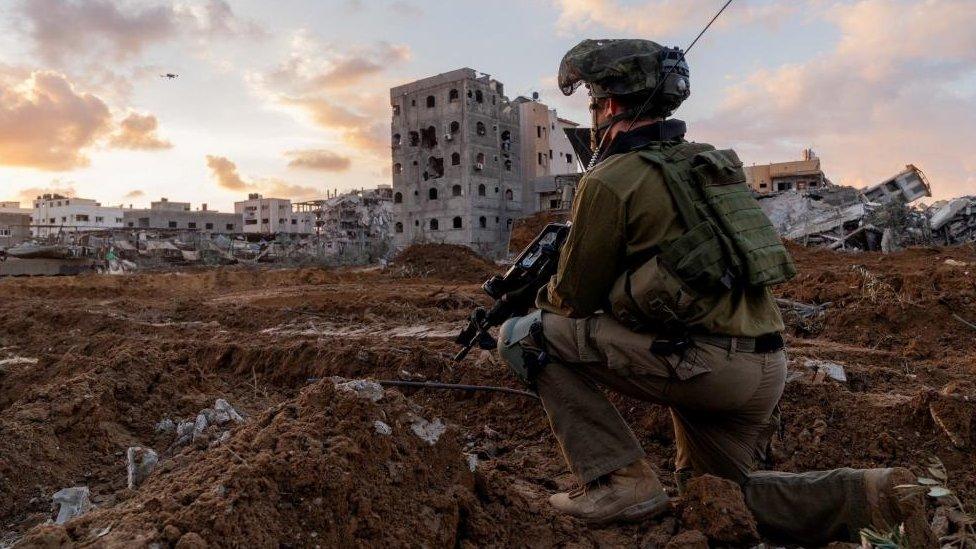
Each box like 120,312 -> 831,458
504,159 -> 512,171
392,133 -> 401,147
429,218 -> 439,230
414,219 -> 419,226
479,216 -> 487,228
450,121 -> 460,134
426,95 -> 435,108
476,121 -> 486,136
394,192 -> 403,204
453,216 -> 462,229
467,90 -> 472,98
505,189 -> 513,200
506,218 -> 513,227
538,152 -> 543,165
566,153 -> 573,164
449,89 -> 459,102
452,184 -> 462,197
475,90 -> 483,103
427,156 -> 444,178
188,222 -> 197,229
395,222 -> 403,233
411,99 -> 416,106
537,126 -> 542,138
476,152 -> 485,165
421,126 -> 438,148
409,131 -> 419,146
451,152 -> 460,165
500,130 -> 511,150
392,105 -> 400,116
393,163 -> 402,174
429,188 -> 438,200
478,184 -> 486,196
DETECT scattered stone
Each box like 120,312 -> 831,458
0,356 -> 38,366
213,398 -> 244,423
465,453 -> 479,472
944,258 -> 968,267
804,358 -> 848,383
155,418 -> 175,434
666,529 -> 708,549
192,413 -> 209,440
373,420 -> 392,436
679,475 -> 759,544
333,378 -> 384,402
52,486 -> 92,525
126,446 -> 159,489
174,421 -> 195,446
409,416 -> 446,446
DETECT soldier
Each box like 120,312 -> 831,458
497,39 -> 933,545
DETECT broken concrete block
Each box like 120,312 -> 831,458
465,453 -> 479,472
154,418 -> 175,434
333,378 -> 384,402
52,486 -> 92,525
373,420 -> 392,436
213,399 -> 244,423
803,359 -> 847,383
410,416 -> 446,446
126,446 -> 159,489
174,420 -> 195,446
944,259 -> 968,267
193,413 -> 209,438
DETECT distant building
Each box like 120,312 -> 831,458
234,193 -> 313,234
390,68 -> 523,257
0,202 -> 31,248
745,149 -> 828,194
122,198 -> 239,233
514,95 -> 581,214
31,194 -> 124,236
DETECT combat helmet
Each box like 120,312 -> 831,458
558,39 -> 690,118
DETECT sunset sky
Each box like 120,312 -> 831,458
1,0 -> 974,212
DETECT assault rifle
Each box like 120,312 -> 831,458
453,222 -> 570,361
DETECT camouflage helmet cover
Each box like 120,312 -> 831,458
558,38 -> 690,114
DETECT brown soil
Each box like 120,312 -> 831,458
678,475 -> 759,544
385,243 -> 498,283
509,210 -> 570,253
0,243 -> 974,547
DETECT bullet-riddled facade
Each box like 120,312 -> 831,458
390,68 -> 522,257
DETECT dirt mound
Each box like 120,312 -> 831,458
678,475 -> 759,544
779,242 -> 976,360
19,380 -> 475,547
509,211 -> 569,253
386,243 -> 498,283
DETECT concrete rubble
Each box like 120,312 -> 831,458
126,447 -> 159,489
409,416 -> 446,446
52,486 -> 92,525
756,164 -> 959,251
164,398 -> 246,449
333,378 -> 385,403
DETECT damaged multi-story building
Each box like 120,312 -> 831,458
390,68 -> 524,257
745,149 -> 829,194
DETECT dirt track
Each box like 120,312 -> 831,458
1,244 -> 975,547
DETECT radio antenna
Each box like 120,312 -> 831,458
586,0 -> 734,171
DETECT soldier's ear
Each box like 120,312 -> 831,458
605,96 -> 624,116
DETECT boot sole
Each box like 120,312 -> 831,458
586,493 -> 671,525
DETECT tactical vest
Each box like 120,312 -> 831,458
608,141 -> 795,330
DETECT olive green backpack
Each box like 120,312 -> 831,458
637,142 -> 796,292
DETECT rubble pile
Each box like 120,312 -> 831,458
929,196 -> 976,245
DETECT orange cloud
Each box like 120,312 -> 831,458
205,155 -> 322,199
0,70 -> 112,171
110,112 -> 172,150
285,149 -> 352,172
694,0 -> 976,200
124,189 -> 145,199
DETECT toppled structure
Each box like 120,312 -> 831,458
929,196 -> 976,245
759,165 -> 935,250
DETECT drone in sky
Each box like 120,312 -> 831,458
160,73 -> 178,79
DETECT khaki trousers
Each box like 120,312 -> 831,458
532,312 -> 874,544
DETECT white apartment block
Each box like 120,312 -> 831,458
31,194 -> 124,236
233,194 -> 313,234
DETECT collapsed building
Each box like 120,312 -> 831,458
757,165 -> 938,250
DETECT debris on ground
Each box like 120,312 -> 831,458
52,487 -> 92,525
126,447 -> 159,489
804,358 -> 848,383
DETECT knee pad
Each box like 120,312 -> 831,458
497,310 -> 546,385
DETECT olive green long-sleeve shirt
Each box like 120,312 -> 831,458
536,144 -> 784,337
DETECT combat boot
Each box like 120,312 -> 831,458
549,458 -> 670,524
863,467 -> 936,548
